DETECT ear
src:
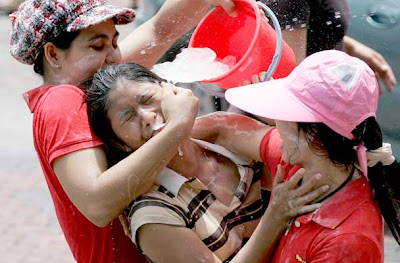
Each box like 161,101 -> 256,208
110,139 -> 132,153
43,42 -> 62,69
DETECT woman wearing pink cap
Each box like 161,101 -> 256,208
9,0 -> 237,262
195,50 -> 400,262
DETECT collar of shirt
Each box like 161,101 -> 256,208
296,176 -> 372,229
156,168 -> 190,196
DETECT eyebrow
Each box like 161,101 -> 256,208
88,31 -> 120,41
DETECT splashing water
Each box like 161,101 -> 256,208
151,121 -> 166,131
151,48 -> 236,84
178,147 -> 184,156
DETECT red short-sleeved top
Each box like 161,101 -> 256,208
259,128 -> 384,262
24,85 -> 146,263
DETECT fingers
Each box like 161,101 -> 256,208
241,80 -> 251,86
366,52 -> 396,94
294,172 -> 322,197
286,168 -> 305,189
273,164 -> 285,187
161,82 -> 176,97
377,63 -> 397,94
296,203 -> 322,215
208,0 -> 237,17
242,71 -> 267,86
259,71 -> 267,82
252,74 -> 261,84
218,0 -> 237,17
292,184 -> 329,208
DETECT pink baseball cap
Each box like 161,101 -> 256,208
10,0 -> 136,65
225,50 -> 379,140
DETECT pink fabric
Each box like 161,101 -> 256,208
225,50 -> 379,140
357,142 -> 368,176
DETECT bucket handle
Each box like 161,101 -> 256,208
195,1 -> 283,97
257,1 -> 283,81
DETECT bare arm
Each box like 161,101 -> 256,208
192,112 -> 271,161
281,27 -> 308,65
343,36 -> 397,93
53,85 -> 198,227
120,0 -> 236,68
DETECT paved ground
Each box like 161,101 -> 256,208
0,1 -> 399,262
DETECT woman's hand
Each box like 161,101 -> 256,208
344,36 -> 397,94
206,0 -> 237,17
160,82 -> 199,135
269,165 -> 329,223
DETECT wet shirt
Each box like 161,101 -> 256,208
261,0 -> 350,55
128,139 -> 263,262
259,128 -> 384,262
23,85 -> 146,263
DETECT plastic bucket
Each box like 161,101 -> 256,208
188,0 -> 296,89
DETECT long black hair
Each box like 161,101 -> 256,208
85,62 -> 166,165
299,118 -> 400,244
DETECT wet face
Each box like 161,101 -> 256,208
57,19 -> 122,86
275,120 -> 312,165
107,79 -> 165,151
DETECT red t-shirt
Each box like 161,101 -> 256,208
259,128 -> 384,262
24,85 -> 146,263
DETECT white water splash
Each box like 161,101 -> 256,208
151,122 -> 166,131
151,48 -> 235,84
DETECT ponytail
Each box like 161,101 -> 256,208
299,117 -> 400,245
356,118 -> 400,245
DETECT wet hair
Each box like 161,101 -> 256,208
85,62 -> 166,164
299,118 -> 400,244
34,30 -> 80,76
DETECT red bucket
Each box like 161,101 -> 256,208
188,0 -> 296,89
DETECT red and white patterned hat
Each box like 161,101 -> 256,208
10,0 -> 136,65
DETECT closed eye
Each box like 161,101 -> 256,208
120,108 -> 135,125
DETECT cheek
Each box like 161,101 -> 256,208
74,54 -> 104,74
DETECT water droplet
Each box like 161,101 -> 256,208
178,147 -> 183,156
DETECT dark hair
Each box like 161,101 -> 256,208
299,118 -> 400,244
34,30 -> 80,76
85,62 -> 166,164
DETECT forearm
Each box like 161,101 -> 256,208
54,120 -> 191,227
121,0 -> 214,68
193,112 -> 270,161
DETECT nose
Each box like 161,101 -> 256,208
105,45 -> 122,65
140,109 -> 156,127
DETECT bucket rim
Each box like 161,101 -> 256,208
188,0 -> 263,84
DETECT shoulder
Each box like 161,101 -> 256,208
36,84 -> 85,114
128,190 -> 189,245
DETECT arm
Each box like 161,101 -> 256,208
53,85 -> 199,227
192,112 -> 272,161
137,166 -> 328,262
282,28 -> 308,65
343,36 -> 397,93
120,0 -> 236,68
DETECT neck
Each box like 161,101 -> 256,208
167,138 -> 203,179
301,157 -> 356,202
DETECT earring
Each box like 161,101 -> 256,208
51,63 -> 60,69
